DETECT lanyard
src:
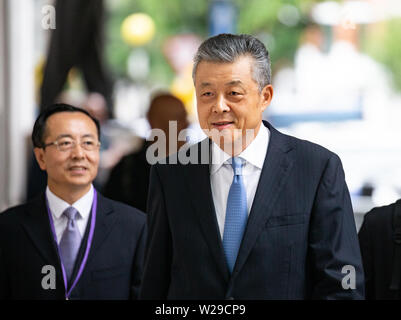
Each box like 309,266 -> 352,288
46,190 -> 97,300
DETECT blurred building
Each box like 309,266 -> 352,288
0,0 -> 37,210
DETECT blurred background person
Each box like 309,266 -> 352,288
294,22 -> 327,111
358,198 -> 401,299
103,93 -> 189,212
83,92 -> 111,150
82,92 -> 114,190
40,0 -> 114,117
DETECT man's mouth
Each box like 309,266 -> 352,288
211,121 -> 234,130
68,166 -> 88,174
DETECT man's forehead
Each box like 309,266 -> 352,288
45,112 -> 98,137
47,112 -> 95,125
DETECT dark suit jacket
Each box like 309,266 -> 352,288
358,200 -> 401,299
140,121 -> 364,300
0,192 -> 146,300
103,140 -> 151,213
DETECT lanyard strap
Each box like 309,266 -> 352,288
46,190 -> 97,299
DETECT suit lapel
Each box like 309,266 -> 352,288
86,193 -> 117,264
184,139 -> 230,281
20,192 -> 118,289
20,195 -> 63,280
233,122 -> 295,274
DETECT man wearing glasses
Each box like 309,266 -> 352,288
0,104 -> 146,300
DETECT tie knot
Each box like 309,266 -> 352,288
63,207 -> 79,220
231,157 -> 244,176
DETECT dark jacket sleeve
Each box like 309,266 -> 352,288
139,165 -> 172,299
0,246 -> 7,299
308,153 -> 365,299
130,221 -> 147,300
358,213 -> 374,299
0,220 -> 10,299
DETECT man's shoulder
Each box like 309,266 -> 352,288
119,144 -> 149,166
274,127 -> 334,157
267,124 -> 339,168
0,205 -> 23,226
363,200 -> 400,225
98,194 -> 146,224
0,196 -> 43,226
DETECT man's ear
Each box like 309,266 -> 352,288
260,84 -> 273,112
33,147 -> 47,171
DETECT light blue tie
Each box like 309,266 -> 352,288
222,157 -> 248,273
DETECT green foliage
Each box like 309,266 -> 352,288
104,0 -> 334,85
105,0 -> 208,84
235,0 -> 329,68
364,19 -> 401,92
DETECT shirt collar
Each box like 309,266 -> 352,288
240,124 -> 269,170
46,185 -> 94,220
210,123 -> 270,174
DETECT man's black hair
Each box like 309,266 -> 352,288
31,103 -> 101,148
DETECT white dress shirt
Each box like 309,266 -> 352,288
210,124 -> 270,239
46,185 -> 94,244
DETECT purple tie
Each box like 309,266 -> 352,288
59,207 -> 81,282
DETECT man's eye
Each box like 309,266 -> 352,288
83,140 -> 95,146
59,140 -> 72,146
202,92 -> 213,97
230,91 -> 240,96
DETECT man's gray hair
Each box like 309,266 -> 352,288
192,33 -> 271,92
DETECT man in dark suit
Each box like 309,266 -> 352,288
358,199 -> 401,299
140,34 -> 364,299
0,104 -> 146,300
103,93 -> 189,212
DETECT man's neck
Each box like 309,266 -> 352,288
47,184 -> 92,205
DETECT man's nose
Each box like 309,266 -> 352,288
70,142 -> 85,158
213,95 -> 230,113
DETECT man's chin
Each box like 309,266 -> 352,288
212,137 -> 246,155
66,177 -> 93,188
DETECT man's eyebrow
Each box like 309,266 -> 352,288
82,134 -> 96,139
225,80 -> 244,86
54,134 -> 96,139
199,82 -> 212,89
55,134 -> 73,140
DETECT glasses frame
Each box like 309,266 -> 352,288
42,138 -> 101,152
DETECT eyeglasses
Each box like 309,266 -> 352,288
42,137 -> 101,152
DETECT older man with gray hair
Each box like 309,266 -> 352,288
140,33 -> 364,300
